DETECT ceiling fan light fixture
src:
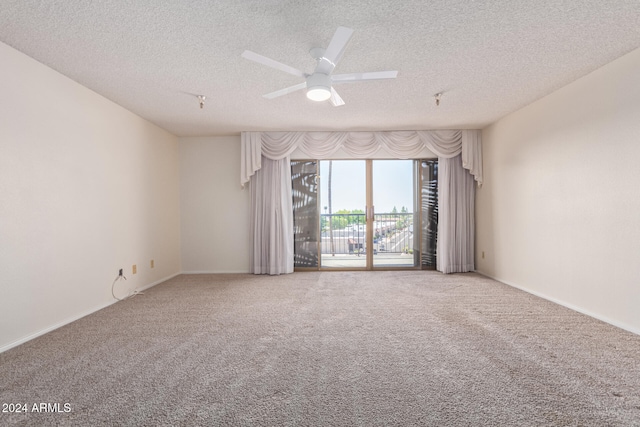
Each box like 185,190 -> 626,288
306,73 -> 332,102
307,86 -> 331,101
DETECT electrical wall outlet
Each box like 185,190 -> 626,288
150,259 -> 154,268
132,264 -> 137,274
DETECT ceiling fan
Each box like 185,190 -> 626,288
241,27 -> 398,106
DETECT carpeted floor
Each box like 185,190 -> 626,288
1,271 -> 639,426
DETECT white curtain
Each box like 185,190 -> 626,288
241,130 -> 482,275
241,130 -> 483,186
250,156 -> 294,275
462,129 -> 483,187
437,154 -> 475,273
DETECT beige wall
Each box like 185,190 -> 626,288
179,136 -> 251,273
476,47 -> 640,334
0,42 -> 181,351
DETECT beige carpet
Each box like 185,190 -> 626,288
1,271 -> 639,426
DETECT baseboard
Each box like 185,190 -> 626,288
135,272 -> 182,291
476,270 -> 640,336
0,272 -> 181,354
180,270 -> 250,274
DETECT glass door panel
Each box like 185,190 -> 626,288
372,160 -> 418,268
319,160 -> 366,269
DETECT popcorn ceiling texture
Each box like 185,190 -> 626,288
1,1 -> 639,136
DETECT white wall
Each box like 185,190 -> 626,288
0,41 -> 181,351
179,136 -> 251,273
476,47 -> 640,334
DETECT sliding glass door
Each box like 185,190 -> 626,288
316,160 -> 418,270
292,159 -> 437,271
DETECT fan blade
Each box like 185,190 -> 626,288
241,50 -> 307,78
315,27 -> 354,75
332,70 -> 398,83
263,82 -> 307,99
330,87 -> 345,107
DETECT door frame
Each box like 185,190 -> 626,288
292,158 -> 430,272
319,159 -> 421,271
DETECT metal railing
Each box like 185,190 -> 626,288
320,213 -> 414,255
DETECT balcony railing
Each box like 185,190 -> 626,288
320,212 -> 414,255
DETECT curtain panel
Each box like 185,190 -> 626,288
437,154 -> 476,273
241,130 -> 482,275
250,156 -> 294,275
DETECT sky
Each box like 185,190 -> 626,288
319,160 -> 414,214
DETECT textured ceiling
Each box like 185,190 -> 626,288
1,1 -> 640,137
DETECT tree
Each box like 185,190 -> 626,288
332,210 -> 349,230
351,209 -> 365,227
391,206 -> 398,214
335,209 -> 365,228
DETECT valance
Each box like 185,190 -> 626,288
241,130 -> 482,187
